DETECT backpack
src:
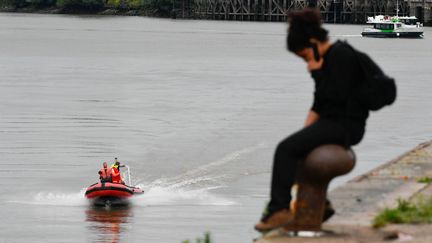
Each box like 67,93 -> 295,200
343,42 -> 397,111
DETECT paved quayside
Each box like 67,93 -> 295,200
256,141 -> 432,243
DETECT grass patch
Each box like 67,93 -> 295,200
182,232 -> 211,243
373,197 -> 432,228
417,176 -> 432,184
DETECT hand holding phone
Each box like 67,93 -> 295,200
308,44 -> 323,71
312,44 -> 320,61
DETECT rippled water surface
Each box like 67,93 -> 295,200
1,13 -> 431,243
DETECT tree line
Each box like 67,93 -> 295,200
0,0 -> 176,14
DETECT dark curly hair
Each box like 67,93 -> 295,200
287,8 -> 329,53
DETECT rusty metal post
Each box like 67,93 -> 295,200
284,144 -> 356,232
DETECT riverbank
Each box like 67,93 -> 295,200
0,0 -> 179,18
0,6 -> 163,17
257,140 -> 432,242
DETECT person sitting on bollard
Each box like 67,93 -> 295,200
254,9 -> 370,232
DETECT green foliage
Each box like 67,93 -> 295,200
141,0 -> 172,10
0,0 -> 173,11
56,0 -> 104,10
126,0 -> 141,9
106,0 -> 142,9
182,232 -> 212,243
0,0 -> 28,8
0,0 -> 56,8
105,0 -> 172,10
140,0 -> 151,8
29,0 -> 56,6
105,0 -> 120,8
373,208 -> 403,228
204,232 -> 211,243
0,0 -> 14,7
373,197 -> 432,228
417,176 -> 432,184
106,0 -> 139,9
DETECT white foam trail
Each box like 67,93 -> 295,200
10,188 -> 89,206
131,185 -> 237,206
156,143 -> 266,189
181,143 -> 266,177
131,145 -> 266,207
132,175 -> 235,206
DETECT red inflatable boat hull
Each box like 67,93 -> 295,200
85,182 -> 144,205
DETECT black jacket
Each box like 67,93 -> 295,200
310,41 -> 369,125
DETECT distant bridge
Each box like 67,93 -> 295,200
177,0 -> 432,24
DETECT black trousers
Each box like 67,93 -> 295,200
268,119 -> 364,214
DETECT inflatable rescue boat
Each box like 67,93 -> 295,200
85,182 -> 144,206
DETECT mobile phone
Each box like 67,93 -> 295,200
312,44 -> 320,61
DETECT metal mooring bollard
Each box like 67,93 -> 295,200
285,144 -> 356,232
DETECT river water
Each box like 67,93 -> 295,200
0,13 -> 431,243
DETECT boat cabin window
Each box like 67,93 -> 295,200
401,19 -> 416,25
374,23 -> 394,30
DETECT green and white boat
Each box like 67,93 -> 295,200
361,15 -> 424,38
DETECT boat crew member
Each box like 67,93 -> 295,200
99,162 -> 112,183
111,161 -> 124,184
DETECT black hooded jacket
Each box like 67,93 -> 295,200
310,41 -> 369,126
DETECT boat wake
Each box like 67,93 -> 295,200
10,188 -> 89,206
131,144 -> 266,207
11,144 -> 264,207
12,182 -> 234,207
131,184 -> 236,206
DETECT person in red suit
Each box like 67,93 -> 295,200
98,162 -> 112,183
111,161 -> 124,184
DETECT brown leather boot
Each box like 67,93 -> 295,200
254,209 -> 294,232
